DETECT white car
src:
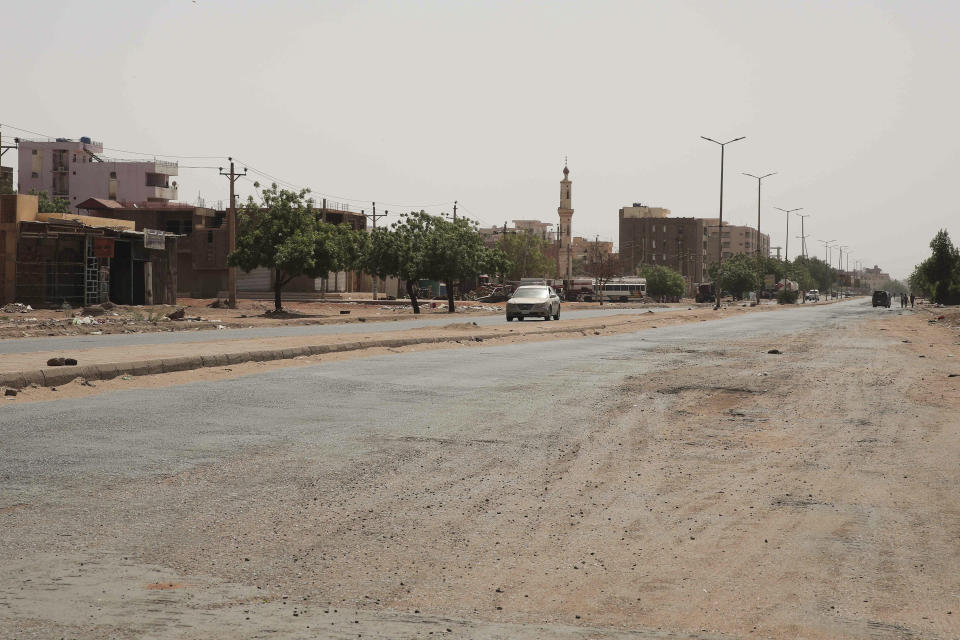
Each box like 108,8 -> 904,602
506,285 -> 561,321
805,289 -> 820,302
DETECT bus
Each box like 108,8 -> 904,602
597,277 -> 647,302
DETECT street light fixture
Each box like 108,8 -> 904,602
702,135 -> 746,308
775,207 -> 802,262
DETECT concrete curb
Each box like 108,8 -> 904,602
0,323 -> 609,390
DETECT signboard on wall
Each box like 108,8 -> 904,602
93,237 -> 115,258
144,228 -> 165,250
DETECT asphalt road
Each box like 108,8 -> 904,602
8,297 -> 927,640
0,299 -> 867,498
0,304 -> 686,355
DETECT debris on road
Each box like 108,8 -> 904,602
767,349 -> 782,354
2,303 -> 33,313
46,357 -> 78,367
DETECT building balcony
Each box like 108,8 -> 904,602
149,185 -> 178,201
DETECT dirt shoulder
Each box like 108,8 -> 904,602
4,303 -> 778,404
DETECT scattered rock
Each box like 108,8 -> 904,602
166,308 -> 186,320
4,388 -> 17,396
82,305 -> 106,317
949,374 -> 958,378
340,310 -> 351,315
767,349 -> 782,354
45,357 -> 78,367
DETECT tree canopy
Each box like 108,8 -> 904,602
640,265 -> 685,299
33,191 -> 71,213
498,233 -> 554,281
914,229 -> 960,304
228,183 -> 364,311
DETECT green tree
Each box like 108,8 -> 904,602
498,232 -> 554,281
32,191 -> 71,213
918,229 -> 960,304
228,183 -> 363,311
362,211 -> 436,314
792,255 -> 835,292
908,263 -> 932,298
640,264 -> 686,299
714,253 -> 758,298
426,215 -> 505,313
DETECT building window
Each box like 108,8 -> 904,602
207,230 -> 213,243
31,172 -> 38,179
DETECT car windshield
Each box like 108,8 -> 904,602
512,286 -> 550,299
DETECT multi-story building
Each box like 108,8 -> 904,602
619,209 -> 708,293
861,265 -> 891,291
703,219 -> 770,264
570,236 -> 614,268
16,137 -> 178,207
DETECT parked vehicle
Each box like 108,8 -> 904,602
872,290 -> 891,308
597,277 -> 647,302
506,285 -> 561,321
562,278 -> 595,301
805,289 -> 820,302
694,282 -> 715,303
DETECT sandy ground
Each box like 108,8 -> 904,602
0,297 -> 512,339
3,304 -> 959,638
2,297 -> 685,339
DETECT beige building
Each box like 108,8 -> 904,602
703,220 -> 770,265
618,203 -> 670,220
570,236 -> 614,271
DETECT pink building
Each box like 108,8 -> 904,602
16,137 -> 178,208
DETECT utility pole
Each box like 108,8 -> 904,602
796,213 -> 810,258
775,207 -> 802,262
743,172 -> 776,294
363,202 -> 388,300
219,157 -> 247,308
702,135 -> 746,309
453,200 -> 457,221
0,125 -> 16,160
818,239 -> 835,264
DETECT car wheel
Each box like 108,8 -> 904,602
518,316 -> 524,321
553,307 -> 560,320
544,310 -> 551,321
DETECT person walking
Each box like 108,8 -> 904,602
910,293 -> 915,308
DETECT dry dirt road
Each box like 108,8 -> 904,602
1,300 -> 959,639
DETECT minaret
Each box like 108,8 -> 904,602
557,162 -> 574,279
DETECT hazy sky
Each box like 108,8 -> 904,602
6,0 -> 959,279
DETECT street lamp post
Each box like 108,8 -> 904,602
743,171 -> 776,297
796,213 -> 810,258
775,207 -> 803,263
702,135 -> 746,309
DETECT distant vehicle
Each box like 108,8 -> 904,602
506,285 -> 561,321
597,277 -> 647,302
562,278 -> 595,301
694,282 -> 715,303
872,290 -> 891,308
805,289 -> 820,302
